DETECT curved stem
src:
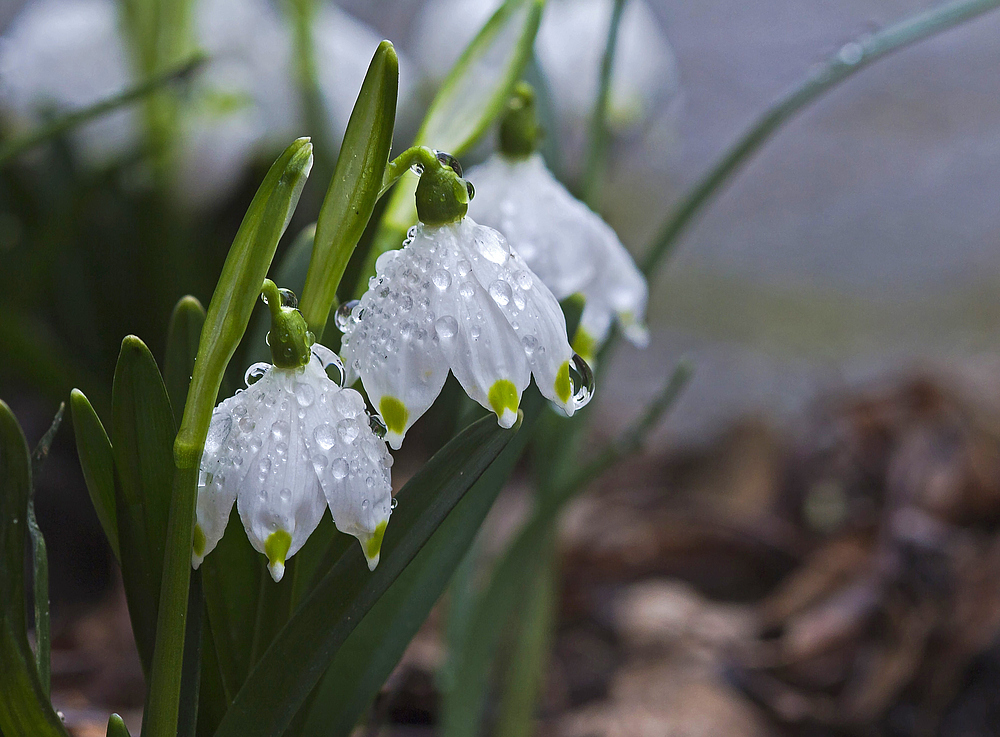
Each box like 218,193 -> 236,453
378,146 -> 441,199
640,0 -> 1000,279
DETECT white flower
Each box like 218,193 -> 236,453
466,152 -> 648,360
193,343 -> 394,580
339,217 -> 593,450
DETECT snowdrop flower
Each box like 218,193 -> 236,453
193,281 -> 394,580
466,85 -> 649,362
409,0 -> 680,169
339,151 -> 593,450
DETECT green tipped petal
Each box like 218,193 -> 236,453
488,379 -> 520,428
265,530 -> 293,582
362,520 -> 388,571
554,360 -> 572,405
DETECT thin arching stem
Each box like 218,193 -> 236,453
640,0 -> 1000,279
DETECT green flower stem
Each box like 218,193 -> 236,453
640,0 -> 1000,279
143,139 -> 312,737
0,54 -> 205,167
580,0 -> 625,207
379,146 -> 442,198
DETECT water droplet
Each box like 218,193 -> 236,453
489,280 -> 512,306
314,423 -> 336,450
466,181 -> 475,200
271,420 -> 289,442
205,415 -> 232,454
279,488 -> 292,502
459,283 -> 475,300
514,271 -> 533,290
362,498 -> 370,509
432,269 -> 452,290
569,353 -> 595,409
277,288 -> 298,308
331,458 -> 349,479
295,382 -> 315,407
337,418 -> 359,443
244,363 -> 270,386
369,413 -> 387,439
312,453 -> 328,473
390,497 -> 398,510
410,162 -> 424,175
476,236 -> 509,264
259,458 -> 272,475
521,335 -> 538,354
456,259 -> 472,276
435,315 -> 458,339
238,417 -> 255,433
335,300 -> 360,332
434,150 -> 463,176
838,41 -> 864,65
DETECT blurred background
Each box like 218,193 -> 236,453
3,0 -> 1000,734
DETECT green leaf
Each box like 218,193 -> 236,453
106,714 -> 132,737
299,41 -> 398,337
26,403 -> 64,697
165,296 -> 206,426
358,0 -> 544,295
213,412 -> 522,737
69,389 -> 120,559
144,138 -> 313,737
111,336 -> 177,674
0,400 -> 69,736
300,393 -> 541,736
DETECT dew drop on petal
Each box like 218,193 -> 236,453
279,488 -> 292,502
295,382 -> 315,407
330,458 -> 349,479
515,271 -> 533,290
368,413 -> 387,439
435,315 -> 458,339
456,259 -> 472,276
314,423 -> 336,450
271,420 -> 289,442
259,458 -> 272,475
362,498 -> 370,509
432,269 -> 452,290
244,363 -> 270,386
476,236 -> 508,264
337,418 -> 359,444
459,283 -> 475,300
335,300 -> 360,332
521,335 -> 538,354
569,353 -> 596,409
466,181 -> 475,200
312,454 -> 328,473
489,280 -> 512,306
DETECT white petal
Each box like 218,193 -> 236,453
417,227 -> 531,427
467,153 -> 649,355
340,243 -> 451,449
453,219 -> 578,416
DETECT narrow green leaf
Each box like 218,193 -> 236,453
165,296 -> 206,426
0,54 -> 205,167
0,400 -> 69,736
358,0 -> 544,294
495,540 -> 556,737
144,138 -> 313,737
301,393 -> 541,736
177,573 -> 203,737
195,613 -> 228,737
26,403 -> 64,697
213,412 -> 522,737
299,41 -> 398,337
112,336 -> 177,674
106,714 -> 132,737
69,390 -> 120,559
442,362 -> 692,737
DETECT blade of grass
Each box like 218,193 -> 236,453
640,0 -> 1000,279
0,54 -> 205,167
165,296 -> 206,426
0,401 -> 69,736
69,390 -> 119,559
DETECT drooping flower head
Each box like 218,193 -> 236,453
194,280 -> 394,580
339,150 -> 593,450
466,83 -> 649,362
